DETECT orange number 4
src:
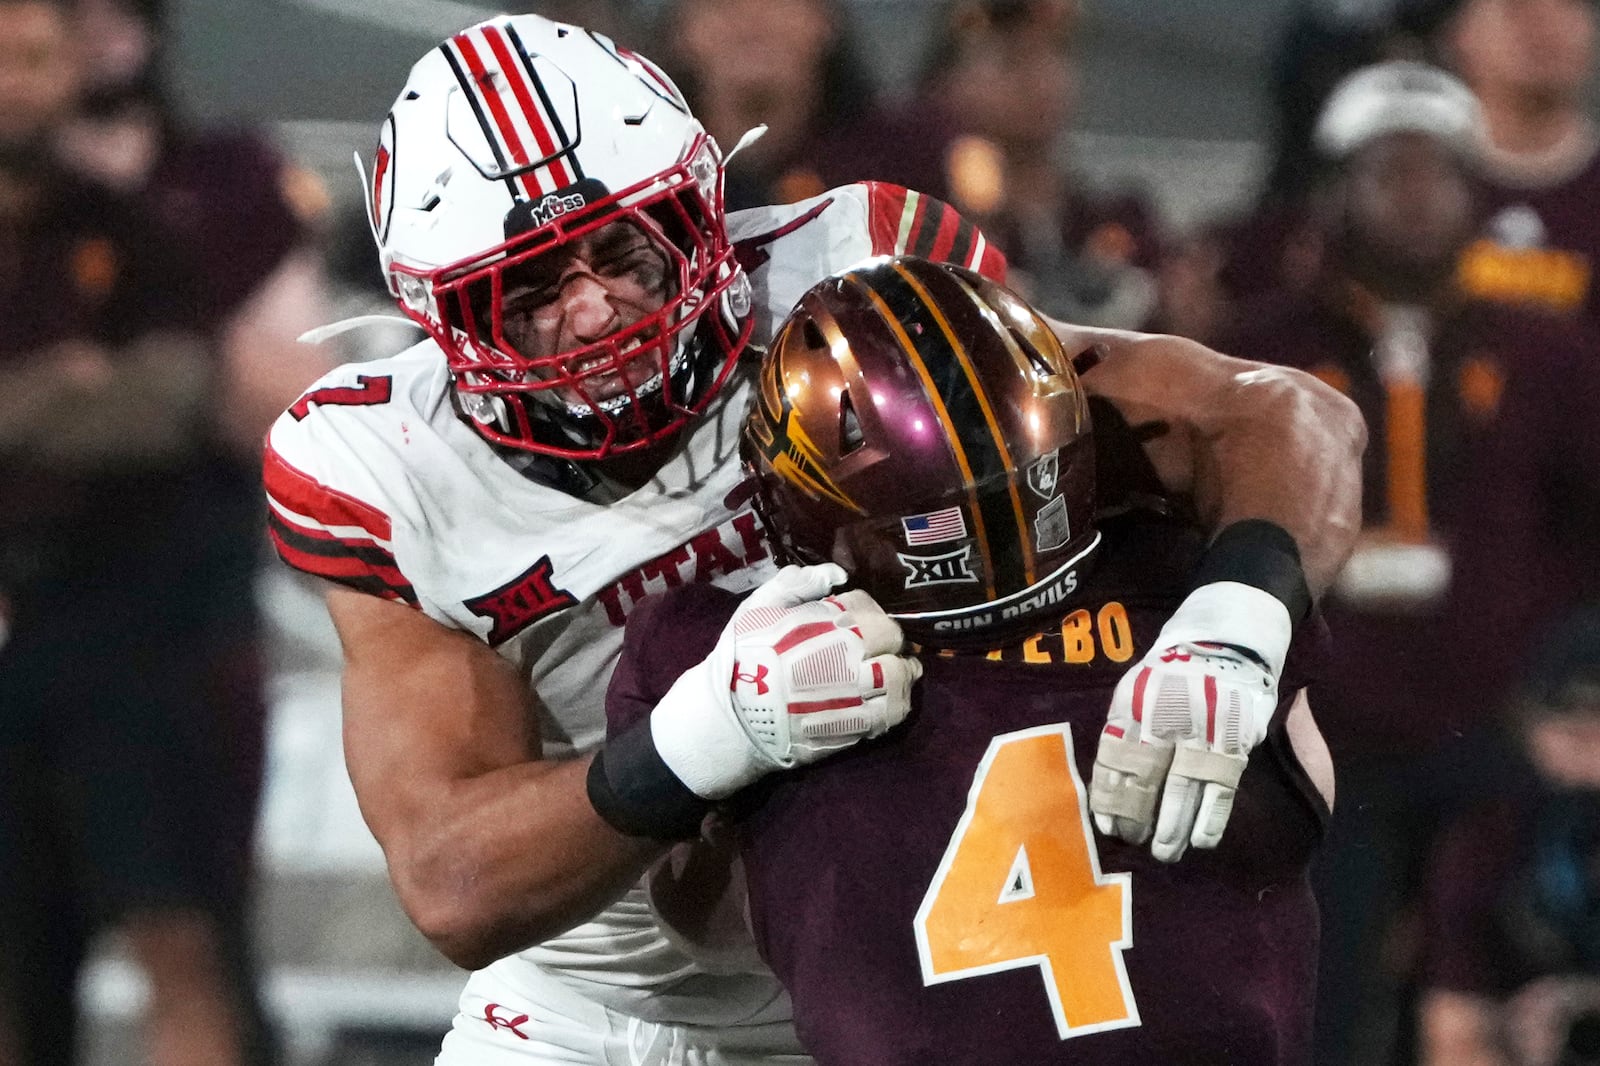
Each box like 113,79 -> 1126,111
914,724 -> 1140,1039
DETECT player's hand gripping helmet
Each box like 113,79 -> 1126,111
742,256 -> 1101,648
367,15 -> 753,459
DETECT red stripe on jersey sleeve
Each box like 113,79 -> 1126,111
862,182 -> 1008,283
263,445 -> 393,542
971,235 -> 1008,283
268,514 -> 418,605
864,182 -> 910,257
268,511 -> 407,582
925,202 -> 963,264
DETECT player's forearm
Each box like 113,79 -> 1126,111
1190,365 -> 1365,597
1048,325 -> 1366,598
379,754 -> 665,970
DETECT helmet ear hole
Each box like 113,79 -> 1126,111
839,388 -> 865,455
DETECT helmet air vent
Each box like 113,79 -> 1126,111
839,389 -> 865,454
1010,327 -> 1057,379
802,318 -> 827,352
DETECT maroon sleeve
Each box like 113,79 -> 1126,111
605,584 -> 742,739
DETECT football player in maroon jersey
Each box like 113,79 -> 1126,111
601,257 -> 1335,1065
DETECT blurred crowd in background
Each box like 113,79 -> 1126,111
1,0 -> 1598,1064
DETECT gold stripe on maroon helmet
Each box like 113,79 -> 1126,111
892,261 -> 1038,587
857,281 -> 999,603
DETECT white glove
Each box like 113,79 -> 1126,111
1089,581 -> 1292,862
652,564 -> 922,800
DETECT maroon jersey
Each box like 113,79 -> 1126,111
1461,144 -> 1600,329
608,514 -> 1331,1065
1224,287 -> 1600,757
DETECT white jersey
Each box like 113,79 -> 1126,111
265,183 -> 1004,1029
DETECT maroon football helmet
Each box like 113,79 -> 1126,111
741,256 -> 1100,648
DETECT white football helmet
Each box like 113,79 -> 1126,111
366,15 -> 753,458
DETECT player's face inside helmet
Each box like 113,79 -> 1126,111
488,219 -> 680,405
376,16 -> 754,460
425,147 -> 750,459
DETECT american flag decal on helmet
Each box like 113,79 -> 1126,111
439,21 -> 585,201
902,506 -> 968,546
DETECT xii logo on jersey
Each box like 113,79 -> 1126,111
465,556 -> 578,646
899,546 -> 980,588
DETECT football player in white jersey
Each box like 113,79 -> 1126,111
263,14 -> 1365,1065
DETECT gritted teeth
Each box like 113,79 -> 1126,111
567,333 -> 653,376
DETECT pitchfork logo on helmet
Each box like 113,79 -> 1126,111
365,14 -> 753,460
742,256 -> 1102,648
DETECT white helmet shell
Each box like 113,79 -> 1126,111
363,16 -> 750,459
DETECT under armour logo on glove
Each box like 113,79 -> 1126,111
652,564 -> 922,800
731,662 -> 771,695
1089,581 -> 1291,863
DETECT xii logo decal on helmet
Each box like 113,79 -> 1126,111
898,547 -> 981,589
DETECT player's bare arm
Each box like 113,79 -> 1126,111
1049,322 -> 1367,596
329,585 -> 663,970
1048,322 -> 1363,861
